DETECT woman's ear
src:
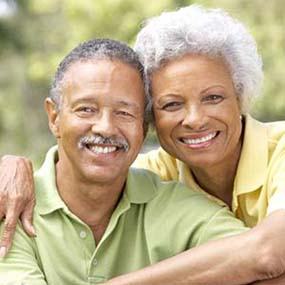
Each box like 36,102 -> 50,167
45,98 -> 61,138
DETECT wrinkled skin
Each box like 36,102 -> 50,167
0,155 -> 36,257
251,274 -> 285,285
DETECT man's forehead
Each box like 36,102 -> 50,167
61,58 -> 143,92
61,58 -> 145,108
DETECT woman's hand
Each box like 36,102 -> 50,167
0,155 -> 36,257
251,273 -> 285,284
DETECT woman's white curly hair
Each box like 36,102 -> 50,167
134,5 -> 263,114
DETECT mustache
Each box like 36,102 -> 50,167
78,134 -> 129,152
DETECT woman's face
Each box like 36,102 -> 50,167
152,54 -> 243,169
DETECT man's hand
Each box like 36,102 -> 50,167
0,155 -> 36,257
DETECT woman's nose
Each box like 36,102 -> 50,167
181,106 -> 207,130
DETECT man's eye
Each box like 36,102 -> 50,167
161,102 -> 182,111
78,107 -> 95,113
75,107 -> 97,117
116,110 -> 133,117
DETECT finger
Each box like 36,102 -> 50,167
0,211 -> 4,222
0,208 -> 19,257
20,199 -> 36,237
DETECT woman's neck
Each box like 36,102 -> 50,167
191,140 -> 242,208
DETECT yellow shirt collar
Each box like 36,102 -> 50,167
177,160 -> 227,207
234,115 -> 268,195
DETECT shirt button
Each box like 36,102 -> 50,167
79,230 -> 87,239
93,259 -> 98,266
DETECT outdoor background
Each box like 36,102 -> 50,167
1,0 -> 285,165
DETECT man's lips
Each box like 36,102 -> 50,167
179,131 -> 219,146
78,135 -> 129,152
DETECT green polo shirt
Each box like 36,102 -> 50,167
0,147 -> 248,285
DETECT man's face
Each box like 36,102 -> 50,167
47,59 -> 145,185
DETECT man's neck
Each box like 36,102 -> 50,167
55,160 -> 126,243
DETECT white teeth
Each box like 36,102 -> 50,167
183,132 -> 217,145
94,137 -> 101,144
89,146 -> 117,154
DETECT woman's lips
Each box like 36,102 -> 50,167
179,131 -> 219,148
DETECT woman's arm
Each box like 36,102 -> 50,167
251,274 -> 285,285
0,155 -> 36,257
1,157 -> 285,284
103,210 -> 285,285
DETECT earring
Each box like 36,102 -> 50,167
239,115 -> 242,120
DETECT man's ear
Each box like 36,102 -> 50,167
45,98 -> 61,138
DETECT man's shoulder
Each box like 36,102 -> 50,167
129,169 -> 247,251
128,167 -> 223,212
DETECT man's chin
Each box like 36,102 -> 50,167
78,165 -> 128,184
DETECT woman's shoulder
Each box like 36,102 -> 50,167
265,120 -> 285,142
132,147 -> 179,180
246,115 -> 285,151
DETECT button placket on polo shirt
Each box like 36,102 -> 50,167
87,197 -> 131,283
87,275 -> 107,284
79,230 -> 87,239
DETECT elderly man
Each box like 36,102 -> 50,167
1,38 -> 285,285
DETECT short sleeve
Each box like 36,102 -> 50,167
0,222 -> 47,285
267,153 -> 285,215
197,207 -> 249,246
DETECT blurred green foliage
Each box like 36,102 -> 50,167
1,0 -> 285,163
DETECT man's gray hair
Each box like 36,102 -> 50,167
50,38 -> 150,134
134,5 -> 263,114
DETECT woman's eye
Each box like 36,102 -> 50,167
203,94 -> 224,103
161,101 -> 182,111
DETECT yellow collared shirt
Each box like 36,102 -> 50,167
134,115 -> 285,227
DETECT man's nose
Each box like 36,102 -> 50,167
91,111 -> 116,137
181,105 -> 207,130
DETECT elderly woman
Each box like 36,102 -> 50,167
1,4 -> 285,284
132,5 -> 285,227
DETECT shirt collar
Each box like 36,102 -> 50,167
125,167 -> 157,203
233,114 -> 268,195
35,146 -> 67,215
35,146 -> 157,216
177,160 -> 227,207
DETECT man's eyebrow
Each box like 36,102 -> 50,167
70,97 -> 97,106
116,100 -> 141,110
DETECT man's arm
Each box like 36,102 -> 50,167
101,209 -> 285,285
0,155 -> 36,257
